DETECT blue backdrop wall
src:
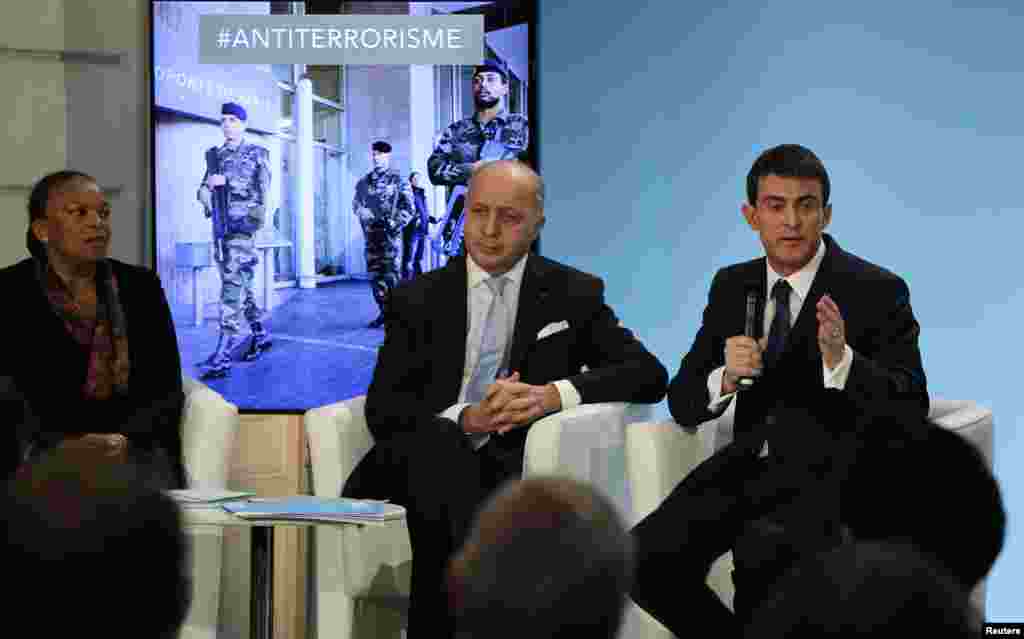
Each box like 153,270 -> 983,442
537,0 -> 1022,620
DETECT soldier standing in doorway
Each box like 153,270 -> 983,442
428,58 -> 529,258
353,140 -> 414,328
196,101 -> 272,379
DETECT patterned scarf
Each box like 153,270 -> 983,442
38,258 -> 130,400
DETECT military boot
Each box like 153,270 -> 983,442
200,332 -> 239,379
243,321 -> 273,361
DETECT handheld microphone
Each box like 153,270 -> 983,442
737,287 -> 760,390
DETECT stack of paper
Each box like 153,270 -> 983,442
165,489 -> 255,504
221,496 -> 405,524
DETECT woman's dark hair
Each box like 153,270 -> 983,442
26,170 -> 97,260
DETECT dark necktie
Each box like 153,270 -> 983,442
763,279 -> 792,370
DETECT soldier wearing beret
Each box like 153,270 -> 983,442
353,140 -> 414,328
196,101 -> 272,378
428,58 -> 529,258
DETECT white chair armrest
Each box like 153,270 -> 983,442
625,421 -> 705,524
624,417 -> 737,616
305,395 -> 371,497
927,397 -> 994,469
524,402 -> 653,476
180,375 -> 239,490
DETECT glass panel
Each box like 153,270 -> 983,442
272,64 -> 294,85
435,65 -> 455,132
314,146 -> 346,275
508,73 -> 521,114
313,101 -> 342,146
460,65 -> 475,120
279,88 -> 295,135
308,65 -> 342,103
273,140 -> 296,281
314,146 -> 329,273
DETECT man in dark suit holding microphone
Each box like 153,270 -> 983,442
630,144 -> 929,635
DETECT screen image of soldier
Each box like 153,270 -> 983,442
196,101 -> 272,379
428,58 -> 528,258
402,171 -> 438,280
353,140 -> 414,328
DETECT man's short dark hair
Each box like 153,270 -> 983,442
453,477 -> 633,639
1,447 -> 190,638
841,418 -> 1005,590
747,541 -> 978,638
746,144 -> 831,206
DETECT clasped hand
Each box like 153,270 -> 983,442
462,372 -> 561,435
58,433 -> 129,458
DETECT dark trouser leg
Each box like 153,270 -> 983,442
630,443 -> 758,639
365,235 -> 401,317
342,420 -> 519,639
402,226 -> 417,280
731,457 -> 847,626
411,233 -> 426,276
217,248 -> 244,336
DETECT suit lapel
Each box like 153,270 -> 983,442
508,254 -> 551,374
437,256 -> 470,402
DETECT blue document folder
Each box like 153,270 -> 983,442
221,496 -> 405,523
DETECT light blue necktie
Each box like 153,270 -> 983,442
465,276 -> 510,404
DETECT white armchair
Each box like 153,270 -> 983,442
623,398 -> 995,639
304,397 -> 651,639
178,375 -> 240,639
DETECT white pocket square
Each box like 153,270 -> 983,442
536,320 -> 569,340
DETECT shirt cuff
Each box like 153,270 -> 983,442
441,402 -> 471,425
552,380 -> 581,412
823,344 -> 854,389
707,366 -> 736,414
442,403 -> 490,450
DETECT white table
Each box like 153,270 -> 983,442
182,504 -> 393,639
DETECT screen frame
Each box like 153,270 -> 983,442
147,0 -> 539,414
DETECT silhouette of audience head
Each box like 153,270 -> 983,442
1,445 -> 189,638
746,540 -> 978,638
841,416 -> 1005,590
449,476 -> 633,639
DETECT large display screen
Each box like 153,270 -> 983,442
150,1 -> 537,411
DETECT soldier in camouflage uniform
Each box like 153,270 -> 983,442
353,140 -> 414,328
196,102 -> 272,379
428,58 -> 529,258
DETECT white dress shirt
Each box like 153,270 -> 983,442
706,239 -> 854,421
441,253 -> 582,448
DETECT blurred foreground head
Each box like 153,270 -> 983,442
450,476 -> 633,639
747,540 -> 978,638
2,445 -> 189,638
841,417 -> 1005,590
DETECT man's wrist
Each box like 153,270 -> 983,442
721,373 -> 738,395
542,384 -> 562,414
459,404 -> 475,431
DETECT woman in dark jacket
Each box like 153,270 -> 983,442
1,170 -> 187,488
